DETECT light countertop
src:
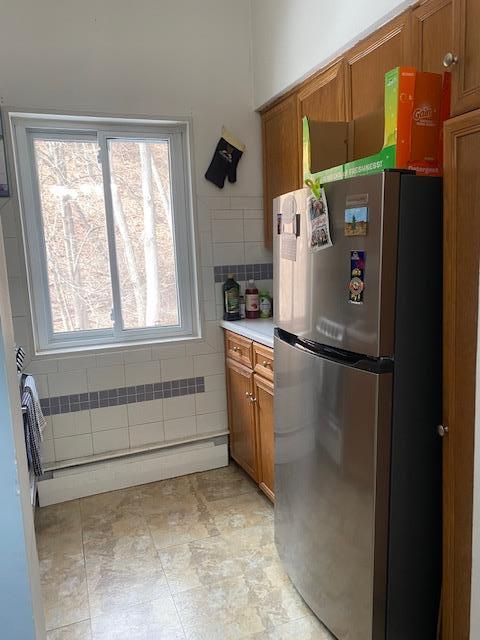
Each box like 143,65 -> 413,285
220,318 -> 275,348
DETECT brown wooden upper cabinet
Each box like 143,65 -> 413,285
449,0 -> 480,115
412,0 -> 453,75
261,95 -> 300,248
296,59 -> 347,184
345,11 -> 414,159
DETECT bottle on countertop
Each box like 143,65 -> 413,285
259,290 -> 272,318
245,279 -> 260,319
223,273 -> 241,321
239,295 -> 246,319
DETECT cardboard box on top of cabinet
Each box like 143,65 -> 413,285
303,67 -> 452,184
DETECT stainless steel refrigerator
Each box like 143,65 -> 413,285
273,171 -> 442,640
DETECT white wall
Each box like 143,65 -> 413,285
0,205 -> 44,640
1,0 -> 261,196
250,0 -> 415,108
0,0 -> 271,468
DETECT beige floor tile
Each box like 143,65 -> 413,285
190,464 -> 257,502
248,615 -> 334,639
159,524 -> 277,594
90,597 -> 186,640
173,571 -> 308,640
138,476 -> 203,517
36,500 -> 89,631
204,491 -> 273,535
36,500 -> 83,559
46,620 -> 92,640
146,500 -> 219,550
40,551 -> 90,631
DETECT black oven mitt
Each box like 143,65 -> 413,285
205,128 -> 245,188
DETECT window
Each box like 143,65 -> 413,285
11,114 -> 199,352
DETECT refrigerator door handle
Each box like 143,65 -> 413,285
276,328 -> 394,374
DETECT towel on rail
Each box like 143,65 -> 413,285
21,375 -> 46,477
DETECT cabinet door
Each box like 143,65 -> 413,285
226,357 -> 257,481
254,374 -> 274,502
261,94 -> 300,249
443,109 -> 480,639
449,0 -> 480,115
345,11 -> 414,159
297,59 -> 347,184
412,0 -> 453,74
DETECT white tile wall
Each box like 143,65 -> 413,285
125,361 -> 161,386
90,405 -> 128,431
47,370 -> 88,396
87,365 -> 125,391
3,193 -> 268,465
127,399 -> 163,426
196,411 -> 228,434
92,428 -> 129,455
54,434 -> 93,461
163,395 -> 196,421
129,421 -> 165,448
51,411 -> 91,438
160,356 -> 194,381
195,388 -> 227,415
164,416 -> 196,441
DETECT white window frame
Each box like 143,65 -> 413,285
10,113 -> 200,353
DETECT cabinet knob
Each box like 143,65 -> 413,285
437,424 -> 449,437
262,360 -> 271,368
245,391 -> 251,397
249,396 -> 257,403
232,346 -> 240,352
443,52 -> 458,68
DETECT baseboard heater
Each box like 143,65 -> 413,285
37,435 -> 229,506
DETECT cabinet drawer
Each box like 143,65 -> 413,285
224,330 -> 253,368
253,343 -> 274,381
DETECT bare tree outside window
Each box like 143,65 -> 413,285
34,138 -> 113,333
108,139 -> 178,329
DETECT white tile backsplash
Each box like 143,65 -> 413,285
6,191 -> 266,466
48,370 -> 88,396
195,388 -> 227,415
58,355 -> 97,372
161,356 -> 194,381
127,399 -> 163,426
129,421 -> 165,448
194,353 -> 225,377
87,365 -> 125,391
163,395 -> 196,421
213,242 -> 245,265
212,219 -> 244,243
55,434 -> 93,461
92,428 -> 129,455
125,361 -> 161,386
196,411 -> 228,435
164,416 -> 196,441
51,411 -> 92,439
244,241 -> 273,264
40,440 -> 56,464
90,405 -> 128,431
244,219 -> 264,242
123,348 -> 152,364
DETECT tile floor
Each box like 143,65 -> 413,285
35,462 -> 333,639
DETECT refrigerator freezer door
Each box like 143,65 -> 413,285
274,334 -> 392,640
273,172 -> 400,358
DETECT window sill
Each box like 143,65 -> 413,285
33,333 -> 203,358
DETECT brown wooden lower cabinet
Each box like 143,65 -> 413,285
224,329 -> 275,501
253,373 -> 274,501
